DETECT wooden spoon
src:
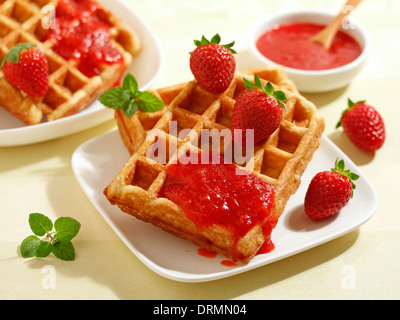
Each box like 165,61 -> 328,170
311,0 -> 362,50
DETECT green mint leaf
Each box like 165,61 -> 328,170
124,100 -> 139,118
20,236 -> 52,259
100,74 -> 165,118
20,235 -> 41,258
243,77 -> 257,89
52,241 -> 75,261
122,73 -> 138,94
54,217 -> 81,242
0,43 -> 35,68
29,213 -> 53,237
99,87 -> 132,110
21,212 -> 81,261
133,90 -> 142,100
137,91 -> 165,113
35,241 -> 53,258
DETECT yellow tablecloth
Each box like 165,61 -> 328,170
1,0 -> 399,299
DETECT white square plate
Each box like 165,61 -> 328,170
0,0 -> 164,147
72,130 -> 378,282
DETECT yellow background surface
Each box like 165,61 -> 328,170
1,0 -> 399,299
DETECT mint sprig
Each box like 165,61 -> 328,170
20,213 -> 81,261
190,33 -> 237,54
0,43 -> 35,68
243,74 -> 287,109
99,73 -> 164,118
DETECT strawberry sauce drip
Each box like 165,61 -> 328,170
44,0 -> 124,77
197,248 -> 217,259
158,151 -> 277,260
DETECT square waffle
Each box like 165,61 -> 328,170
0,0 -> 141,125
104,65 -> 325,262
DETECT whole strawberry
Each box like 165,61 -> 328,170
304,159 -> 359,221
1,43 -> 49,97
336,98 -> 385,152
232,75 -> 287,145
189,34 -> 236,94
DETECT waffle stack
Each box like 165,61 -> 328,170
0,0 -> 141,125
104,66 -> 325,262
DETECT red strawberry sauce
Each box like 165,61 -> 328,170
158,151 -> 277,261
256,23 -> 361,70
44,0 -> 124,77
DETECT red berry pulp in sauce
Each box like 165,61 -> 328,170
158,151 -> 277,261
256,23 -> 362,70
44,0 -> 124,77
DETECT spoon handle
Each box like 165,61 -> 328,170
311,0 -> 362,49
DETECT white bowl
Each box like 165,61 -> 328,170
249,9 -> 371,93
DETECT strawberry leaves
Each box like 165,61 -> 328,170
99,73 -> 165,118
243,75 -> 287,109
0,43 -> 35,68
189,34 -> 237,94
191,33 -> 237,54
331,159 -> 359,197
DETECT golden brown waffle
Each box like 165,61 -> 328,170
104,66 -> 325,262
0,0 -> 141,125
116,66 -> 298,156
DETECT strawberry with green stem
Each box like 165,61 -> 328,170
0,43 -> 49,97
189,33 -> 237,94
336,98 -> 385,152
304,159 -> 359,221
232,74 -> 287,145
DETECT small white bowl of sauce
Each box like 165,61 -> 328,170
249,9 -> 371,92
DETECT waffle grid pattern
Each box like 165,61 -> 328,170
105,66 -> 325,262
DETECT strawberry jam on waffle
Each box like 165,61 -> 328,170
158,151 -> 277,261
44,0 -> 124,77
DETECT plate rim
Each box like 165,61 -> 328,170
72,130 -> 378,282
0,0 -> 165,147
